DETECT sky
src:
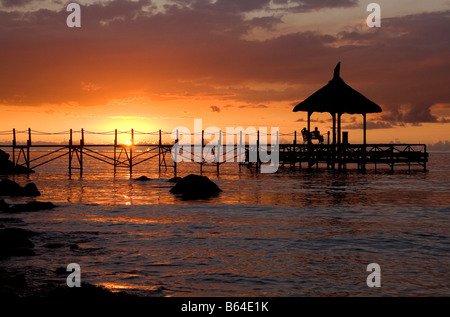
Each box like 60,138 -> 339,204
0,0 -> 449,146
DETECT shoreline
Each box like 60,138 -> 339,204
0,214 -> 141,299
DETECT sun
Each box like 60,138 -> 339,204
125,140 -> 133,146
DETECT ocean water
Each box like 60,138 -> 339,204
1,150 -> 449,296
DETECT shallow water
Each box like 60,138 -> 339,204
1,151 -> 449,296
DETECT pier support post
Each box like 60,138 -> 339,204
114,129 -> 117,174
69,129 -> 73,176
130,129 -> 134,176
26,128 -> 31,171
174,129 -> 178,176
238,131 -> 243,172
257,130 -> 260,170
80,128 -> 84,177
159,129 -> 162,174
200,130 -> 204,174
216,130 -> 221,174
12,128 -> 16,165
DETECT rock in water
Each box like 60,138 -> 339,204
0,227 -> 37,257
0,199 -> 9,212
23,183 -> 41,196
168,176 -> 182,183
8,201 -> 56,213
0,149 -> 34,175
169,174 -> 222,200
0,179 -> 24,196
0,179 -> 41,197
134,176 -> 151,181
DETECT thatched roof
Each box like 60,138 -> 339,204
293,62 -> 382,114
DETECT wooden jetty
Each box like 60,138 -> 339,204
277,142 -> 428,172
0,128 -> 428,177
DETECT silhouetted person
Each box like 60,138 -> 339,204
301,128 -> 309,143
312,127 -> 324,144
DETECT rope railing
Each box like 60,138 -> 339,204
30,130 -> 72,135
2,129 -> 295,138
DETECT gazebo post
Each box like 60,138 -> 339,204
307,111 -> 312,144
307,111 -> 312,132
330,112 -> 337,169
332,113 -> 336,145
362,113 -> 367,171
337,113 -> 342,145
363,113 -> 367,145
337,112 -> 342,170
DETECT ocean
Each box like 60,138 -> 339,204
1,151 -> 449,296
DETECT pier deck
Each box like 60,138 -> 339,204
0,129 -> 428,176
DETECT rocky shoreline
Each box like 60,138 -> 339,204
1,172 -> 222,299
0,178 -> 136,299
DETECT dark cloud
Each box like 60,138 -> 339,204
295,118 -> 328,123
284,0 -> 359,13
213,0 -> 271,12
238,104 -> 268,109
342,121 -> 394,130
0,0 -> 32,8
428,140 -> 450,152
210,105 -> 221,112
166,0 -> 357,14
0,1 -> 448,127
381,103 -> 442,124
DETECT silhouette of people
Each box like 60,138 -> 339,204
312,127 -> 319,138
311,127 -> 324,144
301,128 -> 308,143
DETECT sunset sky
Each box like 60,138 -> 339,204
0,0 -> 449,147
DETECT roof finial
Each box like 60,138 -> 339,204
333,62 -> 341,79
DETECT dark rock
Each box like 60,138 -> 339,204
0,269 -> 28,298
134,176 -> 151,181
0,150 -> 9,161
7,201 -> 56,213
0,269 -> 27,289
0,149 -> 34,175
0,217 -> 24,224
169,174 -> 222,200
0,179 -> 40,197
168,176 -> 182,183
44,243 -> 65,249
23,183 -> 41,196
52,282 -> 136,299
54,267 -> 67,275
1,227 -> 37,238
0,199 -> 9,212
0,179 -> 24,196
0,227 -> 36,257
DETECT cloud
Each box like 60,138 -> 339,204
295,118 -> 328,123
210,105 -> 221,112
0,1 -> 449,128
381,103 -> 446,124
81,81 -> 101,92
238,104 -> 268,109
342,121 -> 394,130
165,0 -> 358,14
0,0 -> 32,8
281,0 -> 359,13
428,140 -> 450,152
